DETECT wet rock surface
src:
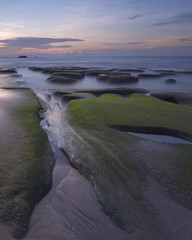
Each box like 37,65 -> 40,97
150,91 -> 192,104
165,79 -> 177,83
97,73 -> 139,84
0,69 -> 17,74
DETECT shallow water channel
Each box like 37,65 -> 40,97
127,132 -> 192,144
24,92 -> 128,240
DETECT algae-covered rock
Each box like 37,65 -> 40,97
47,76 -> 77,84
85,69 -> 112,76
51,71 -> 84,79
150,91 -> 192,105
61,92 -> 95,102
0,69 -> 17,74
165,79 -> 177,84
97,74 -> 138,84
0,89 -> 54,239
65,93 -> 192,236
137,73 -> 163,78
119,69 -> 145,73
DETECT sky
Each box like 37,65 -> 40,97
0,0 -> 192,56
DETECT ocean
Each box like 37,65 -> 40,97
0,55 -> 192,70
0,55 -> 192,92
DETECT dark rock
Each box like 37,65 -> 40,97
0,69 -> 17,74
86,69 -> 112,76
10,74 -> 23,78
51,71 -> 84,79
29,67 -> 45,72
137,73 -> 163,78
18,55 -> 27,58
97,74 -> 138,84
119,69 -> 145,73
61,93 -> 95,102
165,79 -> 177,84
154,69 -> 192,74
47,76 -> 77,84
77,87 -> 148,97
150,91 -> 192,104
42,68 -> 62,74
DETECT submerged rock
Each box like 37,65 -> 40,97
47,76 -> 77,84
119,69 -> 145,73
165,79 -> 177,84
10,74 -> 23,78
150,91 -> 192,104
97,73 -> 138,84
137,73 -> 163,78
51,71 -> 85,79
86,69 -> 112,76
0,69 -> 17,74
18,55 -> 27,58
61,93 -> 95,102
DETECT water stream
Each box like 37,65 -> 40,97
24,91 -> 128,240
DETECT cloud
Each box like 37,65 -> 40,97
153,12 -> 192,26
127,14 -> 143,20
179,37 -> 192,42
0,37 -> 84,49
128,41 -> 144,44
102,42 -> 121,46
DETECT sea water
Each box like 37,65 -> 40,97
0,55 -> 192,91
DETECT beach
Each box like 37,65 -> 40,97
0,56 -> 192,239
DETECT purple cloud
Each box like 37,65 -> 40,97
0,37 -> 84,49
127,14 -> 143,20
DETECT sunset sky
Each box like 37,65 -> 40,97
0,0 -> 192,56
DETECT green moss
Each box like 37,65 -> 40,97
68,93 -> 192,135
66,93 -> 192,232
0,89 -> 53,239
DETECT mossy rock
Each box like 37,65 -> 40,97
165,79 -> 177,84
61,93 -> 95,102
137,73 -> 163,78
51,71 -> 84,79
151,91 -> 192,105
76,87 -> 148,96
85,69 -> 113,76
97,74 -> 139,84
0,89 -> 54,238
0,69 -> 17,74
65,93 -> 192,233
47,76 -> 77,84
119,69 -> 145,73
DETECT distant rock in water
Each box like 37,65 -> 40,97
47,76 -> 77,84
97,73 -> 139,84
165,79 -> 177,84
18,55 -> 27,58
137,73 -> 163,78
0,68 -> 17,73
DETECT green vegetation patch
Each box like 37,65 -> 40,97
68,93 -> 192,136
66,93 -> 192,233
0,89 -> 53,239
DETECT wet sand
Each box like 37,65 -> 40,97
24,150 -> 128,240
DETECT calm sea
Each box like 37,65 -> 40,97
0,55 -> 192,92
0,55 -> 192,70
